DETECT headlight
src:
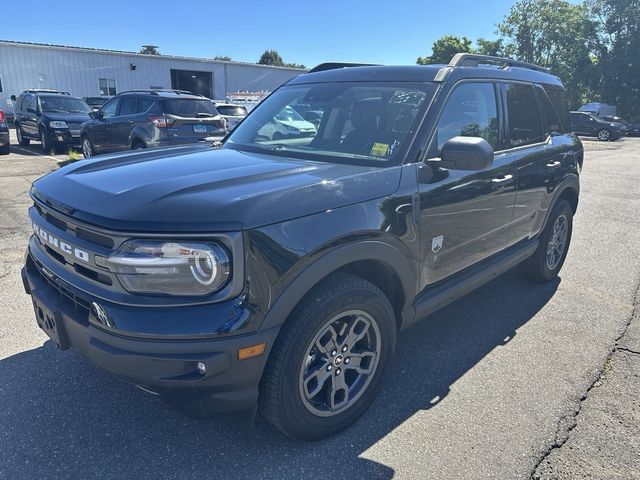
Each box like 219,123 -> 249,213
106,240 -> 231,296
49,121 -> 68,129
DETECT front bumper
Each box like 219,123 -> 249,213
21,252 -> 279,416
47,128 -> 81,146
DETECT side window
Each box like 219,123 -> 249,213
536,87 -> 563,135
119,97 -> 138,116
505,83 -> 544,147
137,98 -> 154,113
100,98 -> 119,118
435,82 -> 499,152
26,96 -> 37,112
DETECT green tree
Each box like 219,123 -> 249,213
475,38 -> 504,56
588,0 -> 640,119
285,62 -> 307,69
214,55 -> 232,61
258,49 -> 285,66
497,0 -> 597,108
417,35 -> 473,64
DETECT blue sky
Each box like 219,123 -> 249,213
1,0 -> 517,66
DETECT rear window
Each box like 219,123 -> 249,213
505,83 -> 544,147
535,86 -> 563,134
161,99 -> 218,117
216,106 -> 247,116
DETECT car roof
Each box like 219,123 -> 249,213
288,62 -> 562,87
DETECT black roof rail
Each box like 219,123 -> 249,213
308,62 -> 380,73
448,53 -> 551,73
119,89 -> 199,96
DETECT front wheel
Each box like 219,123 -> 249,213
16,124 -> 30,146
260,273 -> 397,440
40,128 -> 52,153
519,199 -> 573,283
597,128 -> 611,141
82,136 -> 94,158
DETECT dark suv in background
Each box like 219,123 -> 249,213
22,54 -> 581,440
570,111 -> 623,141
14,89 -> 92,152
80,90 -> 226,157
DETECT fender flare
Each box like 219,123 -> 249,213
541,173 -> 580,232
259,240 -> 417,330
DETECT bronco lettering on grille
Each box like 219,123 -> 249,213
32,221 -> 90,263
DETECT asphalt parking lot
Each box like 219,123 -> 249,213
0,131 -> 638,479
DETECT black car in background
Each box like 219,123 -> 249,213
0,109 -> 9,155
14,90 -> 92,152
600,115 -> 631,136
628,121 -> 640,137
570,111 -> 622,141
83,96 -> 111,112
81,90 -> 227,157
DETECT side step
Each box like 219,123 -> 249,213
405,239 -> 539,328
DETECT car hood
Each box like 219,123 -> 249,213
32,146 -> 401,232
44,112 -> 92,123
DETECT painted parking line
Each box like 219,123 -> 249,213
11,145 -> 67,163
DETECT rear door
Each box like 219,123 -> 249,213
109,96 -> 139,150
21,95 -> 38,137
417,81 -> 517,287
89,97 -> 120,152
570,113 -> 589,136
503,82 -> 570,243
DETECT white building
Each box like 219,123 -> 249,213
0,40 -> 304,114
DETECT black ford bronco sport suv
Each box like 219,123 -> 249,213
22,54 -> 581,440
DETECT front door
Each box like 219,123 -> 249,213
417,81 -> 517,288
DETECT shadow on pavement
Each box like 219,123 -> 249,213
0,270 -> 559,479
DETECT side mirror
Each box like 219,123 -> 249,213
10,95 -> 17,101
90,111 -> 103,119
435,136 -> 494,171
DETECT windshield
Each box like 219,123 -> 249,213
161,99 -> 218,117
40,96 -> 91,114
225,82 -> 435,166
86,97 -> 108,106
216,105 -> 248,116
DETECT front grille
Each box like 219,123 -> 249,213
33,257 -> 91,318
66,122 -> 84,131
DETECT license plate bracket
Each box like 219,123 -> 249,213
32,292 -> 69,350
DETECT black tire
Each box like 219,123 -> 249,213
597,128 -> 611,141
260,273 -> 397,440
82,136 -> 95,158
131,139 -> 147,150
519,199 -> 573,283
40,128 -> 51,153
0,144 -> 9,155
16,124 -> 30,146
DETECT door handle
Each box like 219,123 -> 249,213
491,174 -> 513,184
128,120 -> 134,124
546,161 -> 561,169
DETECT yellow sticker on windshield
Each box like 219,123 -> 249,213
370,143 -> 389,157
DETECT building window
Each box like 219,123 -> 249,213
99,78 -> 117,96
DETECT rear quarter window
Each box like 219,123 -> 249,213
543,84 -> 571,134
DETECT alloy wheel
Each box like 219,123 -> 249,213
298,310 -> 381,417
546,214 -> 568,270
82,138 -> 93,158
597,129 -> 610,141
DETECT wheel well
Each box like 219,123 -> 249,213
558,187 -> 579,214
336,260 -> 405,330
131,137 -> 145,148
